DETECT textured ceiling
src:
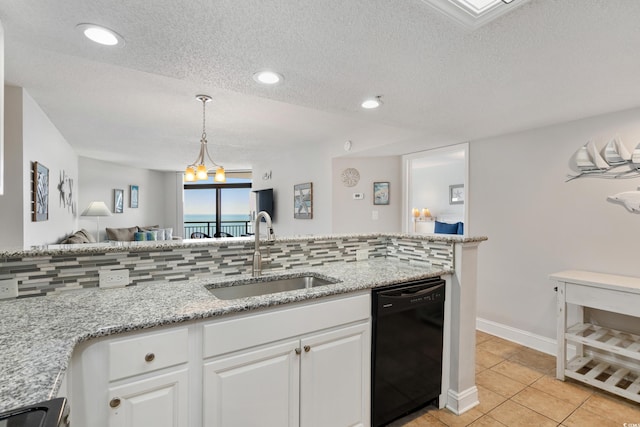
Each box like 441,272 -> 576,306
2,0 -> 640,172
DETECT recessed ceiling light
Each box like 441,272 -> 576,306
361,96 -> 383,109
252,70 -> 284,85
77,23 -> 124,46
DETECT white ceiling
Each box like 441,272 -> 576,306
2,0 -> 640,172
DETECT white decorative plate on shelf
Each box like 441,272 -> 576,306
341,168 -> 360,187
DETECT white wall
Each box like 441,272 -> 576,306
331,156 -> 402,233
251,145 -> 332,237
78,157 -> 173,241
164,172 -> 184,238
0,21 -> 4,196
21,88 -> 79,247
0,86 -> 24,250
0,87 -> 83,249
471,105 -> 640,342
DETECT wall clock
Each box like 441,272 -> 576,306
341,168 -> 360,187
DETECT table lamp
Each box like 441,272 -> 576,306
81,201 -> 112,242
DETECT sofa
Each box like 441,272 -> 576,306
106,225 -> 175,241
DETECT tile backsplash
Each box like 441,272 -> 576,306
0,235 -> 454,298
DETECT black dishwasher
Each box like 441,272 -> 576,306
371,277 -> 445,427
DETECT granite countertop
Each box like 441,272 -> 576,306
0,258 -> 450,412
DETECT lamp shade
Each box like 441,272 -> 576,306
214,166 -> 226,182
184,166 -> 196,182
81,201 -> 112,217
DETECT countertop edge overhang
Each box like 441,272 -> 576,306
1,233 -> 488,258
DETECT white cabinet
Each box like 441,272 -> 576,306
202,293 -> 371,427
203,340 -> 301,427
69,326 -> 190,427
107,369 -> 189,427
70,292 -> 371,427
552,270 -> 640,404
300,323 -> 369,427
203,323 -> 369,427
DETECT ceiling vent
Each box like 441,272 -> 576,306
421,0 -> 529,30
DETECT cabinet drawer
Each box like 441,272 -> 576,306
566,283 -> 640,317
108,328 -> 189,381
203,292 -> 370,358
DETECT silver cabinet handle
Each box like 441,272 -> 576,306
304,345 -> 311,352
145,352 -> 155,362
109,397 -> 121,408
295,348 -> 301,355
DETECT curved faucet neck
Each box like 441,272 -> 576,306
253,211 -> 274,277
254,211 -> 273,250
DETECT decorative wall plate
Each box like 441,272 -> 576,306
341,168 -> 360,187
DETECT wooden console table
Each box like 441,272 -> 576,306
551,270 -> 640,403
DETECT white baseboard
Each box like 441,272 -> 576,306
476,317 -> 557,355
445,386 -> 479,415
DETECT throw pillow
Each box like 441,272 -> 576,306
106,226 -> 138,241
77,229 -> 96,243
434,221 -> 459,235
154,228 -> 166,240
164,228 -> 173,240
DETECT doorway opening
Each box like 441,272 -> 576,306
402,143 -> 468,235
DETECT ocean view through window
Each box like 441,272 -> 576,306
184,176 -> 252,237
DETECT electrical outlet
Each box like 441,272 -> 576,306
0,279 -> 18,299
356,249 -> 369,261
99,269 -> 129,289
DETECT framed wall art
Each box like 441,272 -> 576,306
449,184 -> 464,205
114,189 -> 124,213
32,161 -> 49,221
130,185 -> 139,208
373,182 -> 390,205
294,182 -> 313,219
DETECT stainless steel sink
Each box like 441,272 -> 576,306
206,273 -> 339,300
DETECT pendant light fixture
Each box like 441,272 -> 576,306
184,95 -> 226,182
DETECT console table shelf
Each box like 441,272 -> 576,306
551,270 -> 640,404
566,323 -> 640,359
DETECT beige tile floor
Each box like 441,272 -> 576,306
390,330 -> 640,427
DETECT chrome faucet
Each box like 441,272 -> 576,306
252,211 -> 275,277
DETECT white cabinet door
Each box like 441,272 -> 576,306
300,322 -> 370,427
203,340 -> 300,427
107,369 -> 189,427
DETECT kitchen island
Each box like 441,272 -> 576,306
0,233 -> 486,423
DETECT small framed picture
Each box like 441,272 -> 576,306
294,182 -> 313,219
373,182 -> 390,205
130,185 -> 139,208
449,184 -> 464,205
114,189 -> 124,213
